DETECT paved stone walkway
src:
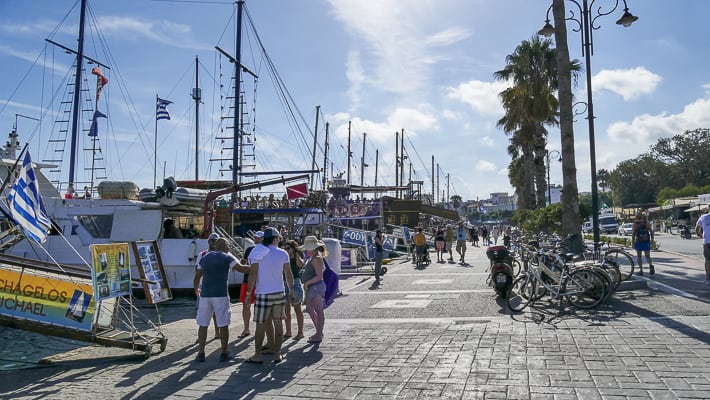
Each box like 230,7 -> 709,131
1,247 -> 709,399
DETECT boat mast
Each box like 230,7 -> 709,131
233,0 -> 244,186
322,122 -> 329,190
192,55 -> 201,180
360,132 -> 366,187
68,0 -> 88,186
347,121 -> 352,185
311,105 -> 320,186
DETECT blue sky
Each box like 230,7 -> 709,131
1,0 -> 709,202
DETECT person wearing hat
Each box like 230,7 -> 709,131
695,203 -> 710,286
300,235 -> 328,344
194,238 -> 247,362
194,232 -> 221,340
245,227 -> 294,364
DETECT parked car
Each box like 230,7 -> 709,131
582,222 -> 593,234
618,223 -> 634,236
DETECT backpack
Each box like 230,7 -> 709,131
636,223 -> 651,243
322,259 -> 339,309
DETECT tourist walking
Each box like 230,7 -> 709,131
194,232 -> 221,340
695,204 -> 710,286
301,236 -> 327,344
445,225 -> 455,263
283,239 -> 305,339
455,222 -> 468,264
373,230 -> 385,283
245,227 -> 294,364
435,227 -> 445,262
471,226 -> 479,247
632,212 -> 654,276
193,238 -> 245,362
491,225 -> 500,245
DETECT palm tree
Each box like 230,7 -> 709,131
597,169 -> 610,193
494,36 -> 561,209
552,0 -> 583,251
450,194 -> 462,209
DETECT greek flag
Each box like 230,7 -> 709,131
156,97 -> 172,121
7,151 -> 52,243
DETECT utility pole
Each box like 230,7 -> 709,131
375,149 -> 379,199
431,155 -> 435,204
192,55 -> 201,180
395,131 -> 400,196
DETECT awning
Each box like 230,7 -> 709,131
684,204 -> 707,213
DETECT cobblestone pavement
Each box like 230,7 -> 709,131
1,245 -> 709,399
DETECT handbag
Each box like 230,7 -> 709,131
322,259 -> 339,309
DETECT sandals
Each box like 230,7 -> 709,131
292,334 -> 304,340
307,336 -> 322,344
237,331 -> 250,339
283,333 -> 292,339
244,357 -> 263,364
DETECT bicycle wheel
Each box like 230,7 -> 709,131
604,249 -> 634,281
562,267 -> 607,309
588,265 -> 616,301
507,275 -> 536,312
511,259 -> 522,278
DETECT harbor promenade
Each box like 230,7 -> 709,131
1,243 -> 709,399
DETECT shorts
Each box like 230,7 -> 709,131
239,283 -> 255,304
305,280 -> 326,302
435,240 -> 445,251
196,296 -> 231,328
456,240 -> 467,253
634,241 -> 651,252
285,278 -> 304,305
703,243 -> 710,261
253,292 -> 285,323
415,244 -> 427,255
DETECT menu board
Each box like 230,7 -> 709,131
90,243 -> 131,300
132,241 -> 172,304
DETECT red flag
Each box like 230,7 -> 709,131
92,67 -> 109,103
286,183 -> 308,200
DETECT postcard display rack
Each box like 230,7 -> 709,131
88,242 -> 168,358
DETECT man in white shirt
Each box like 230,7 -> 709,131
244,227 -> 295,364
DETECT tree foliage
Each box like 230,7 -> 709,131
608,129 -> 710,206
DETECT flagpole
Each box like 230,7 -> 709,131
0,143 -> 29,220
154,94 -> 158,189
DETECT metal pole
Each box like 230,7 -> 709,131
547,151 -> 551,206
581,0 -> 601,244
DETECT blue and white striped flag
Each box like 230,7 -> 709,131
156,97 -> 172,121
7,151 -> 52,243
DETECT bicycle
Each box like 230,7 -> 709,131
507,247 -> 609,312
583,241 -> 635,281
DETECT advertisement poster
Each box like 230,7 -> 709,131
91,243 -> 131,300
132,241 -> 172,304
0,268 -> 95,331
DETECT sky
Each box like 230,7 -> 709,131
1,0 -> 709,203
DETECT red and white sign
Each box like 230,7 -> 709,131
286,183 -> 308,200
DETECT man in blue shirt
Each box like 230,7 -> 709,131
455,222 -> 468,264
695,204 -> 710,286
193,238 -> 244,362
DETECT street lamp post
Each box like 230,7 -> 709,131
546,149 -> 561,206
539,0 -> 638,244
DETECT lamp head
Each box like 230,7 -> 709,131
538,20 -> 555,37
616,10 -> 638,27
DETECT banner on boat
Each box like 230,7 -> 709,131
0,268 -> 95,331
341,229 -> 398,259
91,243 -> 132,300
132,241 -> 172,304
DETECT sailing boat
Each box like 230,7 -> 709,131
0,0 -> 321,292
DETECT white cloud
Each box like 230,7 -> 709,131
479,135 -> 495,147
607,96 -> 710,144
425,27 -> 471,47
447,80 -> 508,116
96,16 -> 208,50
592,67 -> 662,101
327,106 -> 437,144
325,0 -> 470,95
475,160 -> 496,172
346,50 -> 364,112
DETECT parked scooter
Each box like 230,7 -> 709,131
679,225 -> 692,239
486,245 -> 515,298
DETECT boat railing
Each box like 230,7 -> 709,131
213,225 -> 245,258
